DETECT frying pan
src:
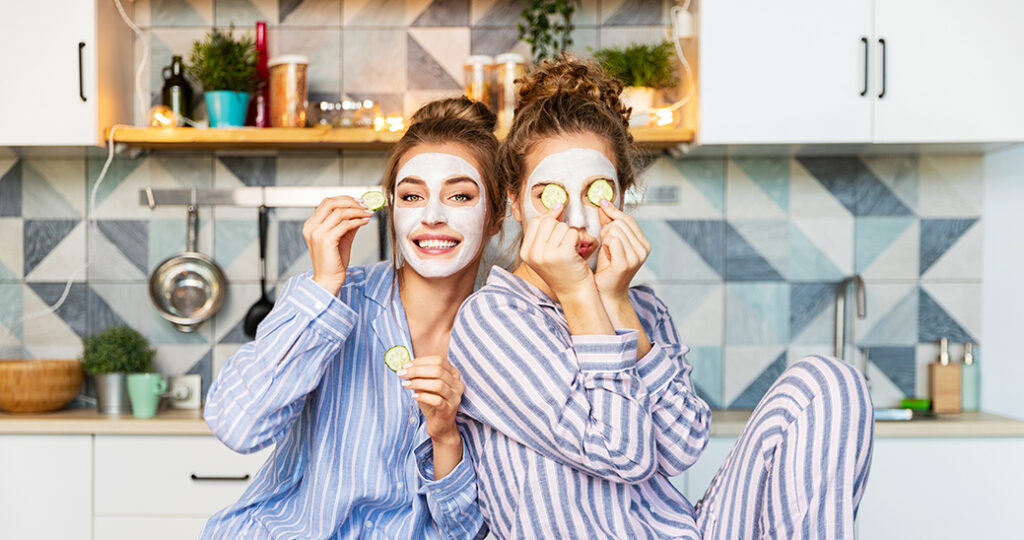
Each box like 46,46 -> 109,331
149,203 -> 227,332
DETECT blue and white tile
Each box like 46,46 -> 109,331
147,213 -> 215,275
862,155 -> 919,216
153,345 -> 212,382
470,27 -> 529,56
686,346 -> 723,409
788,282 -> 837,345
724,282 -> 789,346
22,282 -> 87,358
269,28 -> 342,100
726,220 -> 787,281
601,0 -> 665,26
145,29 -> 211,120
23,220 -> 87,283
917,155 -> 983,218
788,219 -> 850,282
855,282 -> 918,348
919,218 -> 981,281
918,282 -> 979,344
407,27 -> 469,91
0,218 -> 23,281
862,347 -> 913,408
137,0 -> 215,27
215,0 -> 278,26
725,159 -> 788,220
280,0 -> 341,26
855,217 -> 919,280
723,345 -> 787,409
89,154 -> 213,219
636,157 -> 724,220
21,159 -> 85,219
599,25 -> 671,48
87,220 -> 150,282
213,281 -> 264,345
653,283 -> 723,347
661,220 -> 724,281
0,159 -> 21,217
149,305 -> 213,347
344,29 -> 407,94
275,153 -> 343,220
790,158 -> 854,220
86,282 -> 150,336
343,0 -> 406,27
342,151 -> 389,187
213,213 -> 262,282
409,0 -> 471,26
0,283 -> 23,357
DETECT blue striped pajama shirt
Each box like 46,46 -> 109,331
450,267 -> 873,539
202,262 -> 485,539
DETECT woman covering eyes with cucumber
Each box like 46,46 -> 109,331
202,97 -> 501,539
448,56 -> 874,539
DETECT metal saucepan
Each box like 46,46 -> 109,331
149,203 -> 227,332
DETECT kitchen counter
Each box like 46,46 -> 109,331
710,410 -> 1024,438
0,408 -> 209,435
2,408 -> 1022,437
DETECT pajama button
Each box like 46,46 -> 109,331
397,481 -> 405,490
314,301 -> 325,310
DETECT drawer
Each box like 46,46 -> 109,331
95,516 -> 208,540
94,435 -> 271,516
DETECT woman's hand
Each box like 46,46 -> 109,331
594,200 -> 651,302
302,196 -> 374,296
519,204 -> 595,301
398,355 -> 465,445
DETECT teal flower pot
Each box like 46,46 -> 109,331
204,91 -> 250,127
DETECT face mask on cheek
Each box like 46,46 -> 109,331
392,153 -> 487,278
522,148 -> 619,268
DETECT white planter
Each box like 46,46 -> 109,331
621,86 -> 657,127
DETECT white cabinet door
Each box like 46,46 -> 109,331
857,437 -> 1024,540
873,0 -> 1024,143
0,435 -> 92,540
699,0 -> 873,144
0,0 -> 97,146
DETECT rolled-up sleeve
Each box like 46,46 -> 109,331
204,272 -> 359,454
414,437 -> 486,539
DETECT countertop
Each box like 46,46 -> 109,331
1,408 -> 1023,438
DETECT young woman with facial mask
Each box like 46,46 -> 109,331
448,57 -> 875,539
202,97 -> 502,539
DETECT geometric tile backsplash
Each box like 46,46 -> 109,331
0,0 -> 986,409
0,152 -> 984,410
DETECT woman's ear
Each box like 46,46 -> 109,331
508,190 -> 524,223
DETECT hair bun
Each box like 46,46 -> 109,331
409,96 -> 497,132
517,54 -> 631,128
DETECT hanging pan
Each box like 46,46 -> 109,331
149,202 -> 227,332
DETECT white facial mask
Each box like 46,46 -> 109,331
393,153 -> 487,278
523,148 -> 619,267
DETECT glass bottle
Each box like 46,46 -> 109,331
161,55 -> 193,127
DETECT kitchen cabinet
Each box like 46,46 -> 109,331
0,435 -> 93,540
698,0 -> 1024,145
0,0 -> 132,146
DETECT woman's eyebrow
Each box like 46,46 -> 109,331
397,177 -> 425,186
444,176 -> 478,187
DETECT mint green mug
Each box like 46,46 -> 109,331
127,373 -> 167,419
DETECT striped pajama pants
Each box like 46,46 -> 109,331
694,355 -> 874,540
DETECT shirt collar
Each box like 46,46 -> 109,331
485,265 -> 558,309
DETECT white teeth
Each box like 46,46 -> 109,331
416,239 -> 458,250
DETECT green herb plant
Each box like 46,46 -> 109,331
186,26 -> 257,93
518,0 -> 580,63
592,41 -> 678,89
80,325 -> 156,375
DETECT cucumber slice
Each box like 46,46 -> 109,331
586,179 -> 615,206
362,191 -> 387,211
384,345 -> 412,372
540,184 -> 568,209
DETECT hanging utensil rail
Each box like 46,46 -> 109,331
139,186 -> 382,209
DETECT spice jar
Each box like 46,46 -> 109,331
495,53 -> 527,129
463,55 -> 495,109
267,55 -> 309,127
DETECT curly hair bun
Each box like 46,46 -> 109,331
409,96 -> 497,132
517,54 -> 631,129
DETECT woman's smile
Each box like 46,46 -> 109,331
411,232 -> 463,257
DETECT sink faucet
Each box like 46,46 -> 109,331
834,275 -> 867,361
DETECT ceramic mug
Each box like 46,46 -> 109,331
126,373 -> 167,419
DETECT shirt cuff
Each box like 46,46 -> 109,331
635,343 -> 680,395
284,274 -> 359,342
571,329 -> 638,372
414,438 -> 476,501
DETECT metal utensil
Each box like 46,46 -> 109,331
243,205 -> 274,338
149,202 -> 227,332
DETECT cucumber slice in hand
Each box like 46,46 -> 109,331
586,179 -> 615,206
384,345 -> 412,372
362,191 -> 387,211
540,184 -> 568,210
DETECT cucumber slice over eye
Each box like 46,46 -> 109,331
384,345 -> 412,372
586,179 -> 615,206
362,191 -> 387,211
540,184 -> 568,209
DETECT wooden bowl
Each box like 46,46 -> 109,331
0,360 -> 84,413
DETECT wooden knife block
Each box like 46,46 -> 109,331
929,363 -> 962,414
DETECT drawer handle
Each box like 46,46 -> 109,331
190,473 -> 251,482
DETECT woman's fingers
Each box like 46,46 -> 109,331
599,200 -> 651,252
305,196 -> 370,234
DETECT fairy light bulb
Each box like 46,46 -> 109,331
147,105 -> 178,128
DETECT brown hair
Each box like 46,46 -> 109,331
381,96 -> 503,271
500,54 -> 639,203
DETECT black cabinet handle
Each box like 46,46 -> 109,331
878,38 -> 887,99
860,37 -> 869,97
78,42 -> 87,102
190,473 -> 251,482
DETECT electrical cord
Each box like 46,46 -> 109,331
662,0 -> 696,112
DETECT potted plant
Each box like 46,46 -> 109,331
518,0 -> 580,63
187,26 -> 257,127
81,325 -> 156,415
593,41 -> 677,116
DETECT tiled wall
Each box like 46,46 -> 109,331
0,1 -> 984,409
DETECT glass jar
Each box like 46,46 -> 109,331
267,55 -> 309,127
463,55 -> 495,109
495,53 -> 527,129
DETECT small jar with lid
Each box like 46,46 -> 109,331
267,54 -> 309,127
495,53 -> 527,129
463,55 -> 495,109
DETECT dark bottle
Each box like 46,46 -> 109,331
161,55 -> 193,127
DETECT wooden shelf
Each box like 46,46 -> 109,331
107,126 -> 694,151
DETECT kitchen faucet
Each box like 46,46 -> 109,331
834,275 -> 867,362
